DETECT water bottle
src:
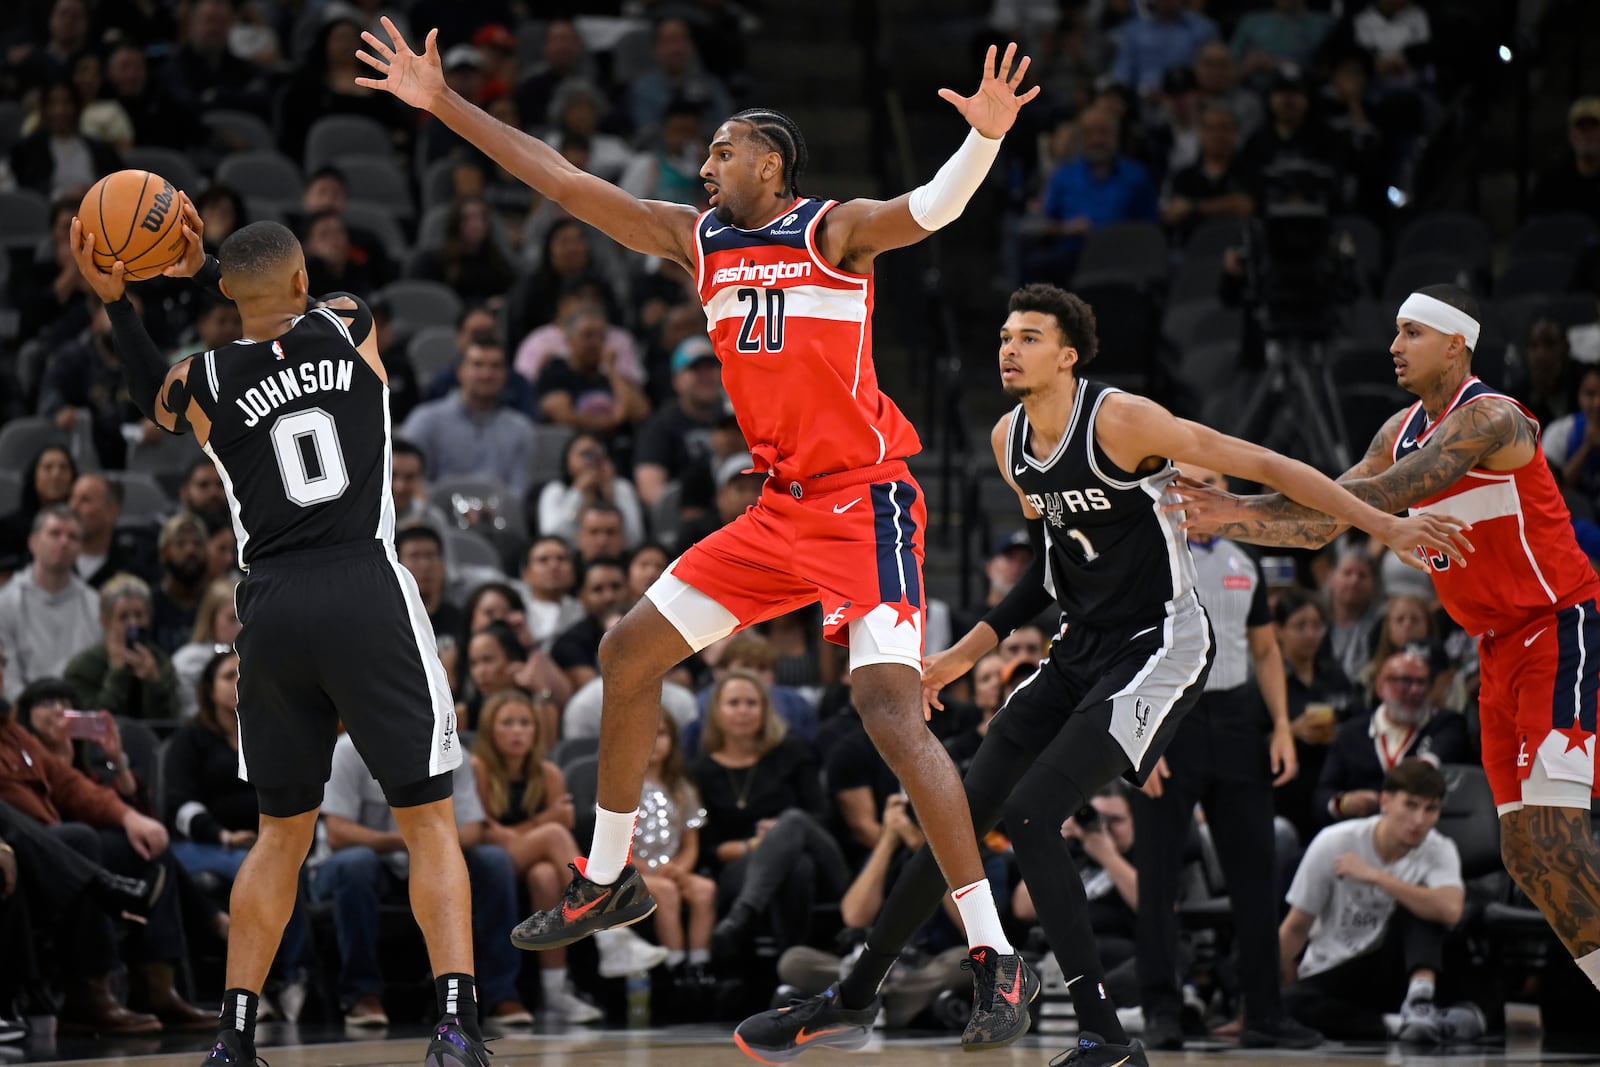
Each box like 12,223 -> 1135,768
625,971 -> 651,1029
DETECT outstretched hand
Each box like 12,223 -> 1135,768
1163,474 -> 1245,536
355,17 -> 445,112
160,192 -> 207,279
939,43 -> 1039,139
68,217 -> 126,303
1384,513 -> 1473,572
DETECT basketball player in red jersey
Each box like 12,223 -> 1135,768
1175,283 -> 1600,1010
362,21 -> 1047,1047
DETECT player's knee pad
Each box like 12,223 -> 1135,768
384,770 -> 453,809
256,782 -> 325,818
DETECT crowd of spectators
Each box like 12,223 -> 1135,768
0,0 -> 1591,1050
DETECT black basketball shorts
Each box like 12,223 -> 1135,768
988,594 -> 1216,785
233,540 -> 461,796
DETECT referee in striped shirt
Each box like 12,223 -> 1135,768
1130,464 -> 1320,1050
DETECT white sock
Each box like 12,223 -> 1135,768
666,949 -> 686,968
688,948 -> 710,966
541,967 -> 567,997
587,806 -> 638,884
1405,975 -> 1435,1006
952,879 -> 1013,954
1383,1012 -> 1402,1037
1577,947 -> 1600,991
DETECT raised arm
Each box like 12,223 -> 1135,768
1177,398 -> 1533,550
69,218 -> 211,442
357,19 -> 697,270
819,43 -> 1039,270
1096,393 -> 1471,569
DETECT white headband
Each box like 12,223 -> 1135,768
1397,292 -> 1480,350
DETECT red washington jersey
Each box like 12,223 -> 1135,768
693,197 -> 921,481
1396,377 -> 1600,636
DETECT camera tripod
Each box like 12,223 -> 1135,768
1233,335 -> 1355,474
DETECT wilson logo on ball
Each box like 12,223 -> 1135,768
140,182 -> 176,233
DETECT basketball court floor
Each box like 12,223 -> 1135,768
4,1021 -> 1598,1067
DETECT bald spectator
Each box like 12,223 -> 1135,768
0,508 -> 100,702
69,474 -> 157,589
401,340 -> 538,495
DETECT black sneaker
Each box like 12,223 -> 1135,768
733,984 -> 877,1063
1049,1032 -> 1149,1066
93,862 -> 166,920
201,1030 -> 266,1066
960,947 -> 1038,1051
1239,1015 -> 1323,1049
424,1017 -> 490,1067
509,861 -> 655,951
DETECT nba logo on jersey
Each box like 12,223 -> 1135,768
271,340 -> 286,361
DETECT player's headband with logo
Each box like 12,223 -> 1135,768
1397,292 -> 1480,350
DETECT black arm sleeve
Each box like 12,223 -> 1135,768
980,516 -> 1055,637
314,291 -> 374,346
105,297 -> 189,435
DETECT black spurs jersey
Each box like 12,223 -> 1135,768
189,304 -> 393,568
1003,379 -> 1198,628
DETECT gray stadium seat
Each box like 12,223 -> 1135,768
548,736 -> 598,772
414,202 -> 517,262
442,526 -> 502,571
1332,215 -> 1383,295
201,109 -> 276,154
380,279 -> 462,331
527,424 -> 575,491
122,147 -> 203,198
563,753 -> 599,850
1162,298 -> 1222,347
1189,305 -> 1243,348
1337,382 -> 1409,447
1435,763 -> 1500,878
1394,211 -> 1493,275
0,100 -> 22,154
1495,254 -> 1577,299
1072,221 -> 1169,290
335,156 -> 415,221
1508,212 -> 1598,265
104,470 -> 173,523
1174,340 -> 1239,399
341,201 -> 407,262
0,189 -> 48,253
420,157 -> 459,212
0,470 -> 19,515
649,480 -> 683,548
127,434 -> 208,495
430,476 -> 525,539
303,114 -> 396,172
1382,255 -> 1474,304
407,326 -> 459,381
215,150 -> 305,210
1183,216 -> 1248,261
0,415 -> 100,472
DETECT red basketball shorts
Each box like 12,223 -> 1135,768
1478,599 -> 1599,813
648,460 -> 927,672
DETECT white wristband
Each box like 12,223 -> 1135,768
908,128 -> 1003,231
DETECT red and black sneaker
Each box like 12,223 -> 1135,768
509,860 -> 655,951
960,947 -> 1039,1051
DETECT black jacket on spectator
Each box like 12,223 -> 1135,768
8,130 -> 120,197
692,736 -> 826,869
1313,708 -> 1471,825
162,723 -> 256,845
36,332 -> 142,470
1530,158 -> 1600,226
157,42 -> 274,118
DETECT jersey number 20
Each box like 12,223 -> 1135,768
270,408 -> 350,507
735,287 -> 786,353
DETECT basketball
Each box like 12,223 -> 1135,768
78,169 -> 189,281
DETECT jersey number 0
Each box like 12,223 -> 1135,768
270,408 -> 350,507
734,287 -> 786,353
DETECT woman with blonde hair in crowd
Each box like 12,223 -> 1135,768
692,670 -> 847,957
636,708 -> 715,1002
170,579 -> 241,719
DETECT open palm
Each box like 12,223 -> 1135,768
355,16 -> 444,111
939,43 -> 1039,139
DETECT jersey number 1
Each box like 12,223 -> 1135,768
735,287 -> 786,353
270,408 -> 350,507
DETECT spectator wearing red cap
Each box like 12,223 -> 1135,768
473,24 -> 518,103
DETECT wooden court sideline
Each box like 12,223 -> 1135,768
13,1027 -> 1600,1067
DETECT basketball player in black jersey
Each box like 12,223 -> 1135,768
734,284 -> 1470,1065
69,204 -> 488,1067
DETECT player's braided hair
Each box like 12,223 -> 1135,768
729,108 -> 808,197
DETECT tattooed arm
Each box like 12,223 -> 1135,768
1181,399 -> 1534,548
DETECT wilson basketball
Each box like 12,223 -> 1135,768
78,170 -> 189,280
